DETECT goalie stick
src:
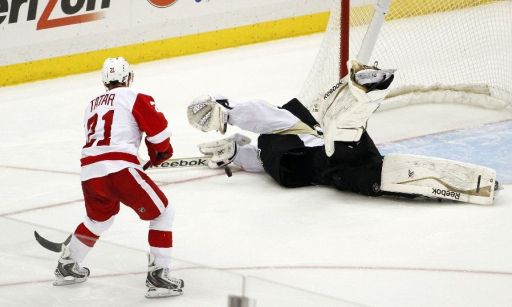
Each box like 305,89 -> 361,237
143,156 -> 210,170
34,231 -> 71,253
143,156 -> 233,177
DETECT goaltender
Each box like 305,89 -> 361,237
187,60 -> 500,205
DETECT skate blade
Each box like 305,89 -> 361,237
53,277 -> 87,286
145,287 -> 183,298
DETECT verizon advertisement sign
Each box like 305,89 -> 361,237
0,0 -> 329,66
0,0 -> 111,30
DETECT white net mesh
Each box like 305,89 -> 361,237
298,0 -> 512,115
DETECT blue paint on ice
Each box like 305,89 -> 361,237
378,120 -> 512,184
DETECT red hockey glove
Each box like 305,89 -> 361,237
145,138 -> 173,168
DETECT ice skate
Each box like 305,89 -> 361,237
145,257 -> 184,298
53,244 -> 90,286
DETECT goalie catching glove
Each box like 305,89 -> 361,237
198,133 -> 251,168
187,94 -> 230,134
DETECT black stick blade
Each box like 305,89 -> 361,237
34,231 -> 71,253
224,166 -> 233,177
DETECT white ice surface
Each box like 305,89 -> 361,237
0,33 -> 512,307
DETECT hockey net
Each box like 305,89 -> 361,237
298,0 -> 512,117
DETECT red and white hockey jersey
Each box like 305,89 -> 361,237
81,87 -> 171,181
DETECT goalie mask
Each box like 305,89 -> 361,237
102,57 -> 134,86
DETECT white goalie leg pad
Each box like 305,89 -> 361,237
187,94 -> 229,134
322,61 -> 384,156
381,154 -> 498,205
321,60 -> 396,156
323,95 -> 380,156
198,133 -> 251,168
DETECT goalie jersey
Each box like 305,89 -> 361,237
257,99 -> 330,188
80,87 -> 171,181
256,98 -> 383,196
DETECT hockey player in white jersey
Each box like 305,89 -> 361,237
187,60 -> 499,205
50,57 -> 183,298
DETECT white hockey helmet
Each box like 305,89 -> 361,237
102,57 -> 133,86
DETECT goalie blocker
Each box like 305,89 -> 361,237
381,154 -> 498,205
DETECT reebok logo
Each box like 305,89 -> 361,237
0,0 -> 111,30
324,79 -> 344,100
157,158 -> 208,168
432,188 -> 460,200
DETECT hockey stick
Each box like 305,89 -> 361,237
143,156 -> 210,170
34,231 -> 71,253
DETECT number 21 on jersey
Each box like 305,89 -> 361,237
83,110 -> 114,148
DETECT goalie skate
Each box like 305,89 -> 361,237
381,154 -> 498,205
351,61 -> 395,93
